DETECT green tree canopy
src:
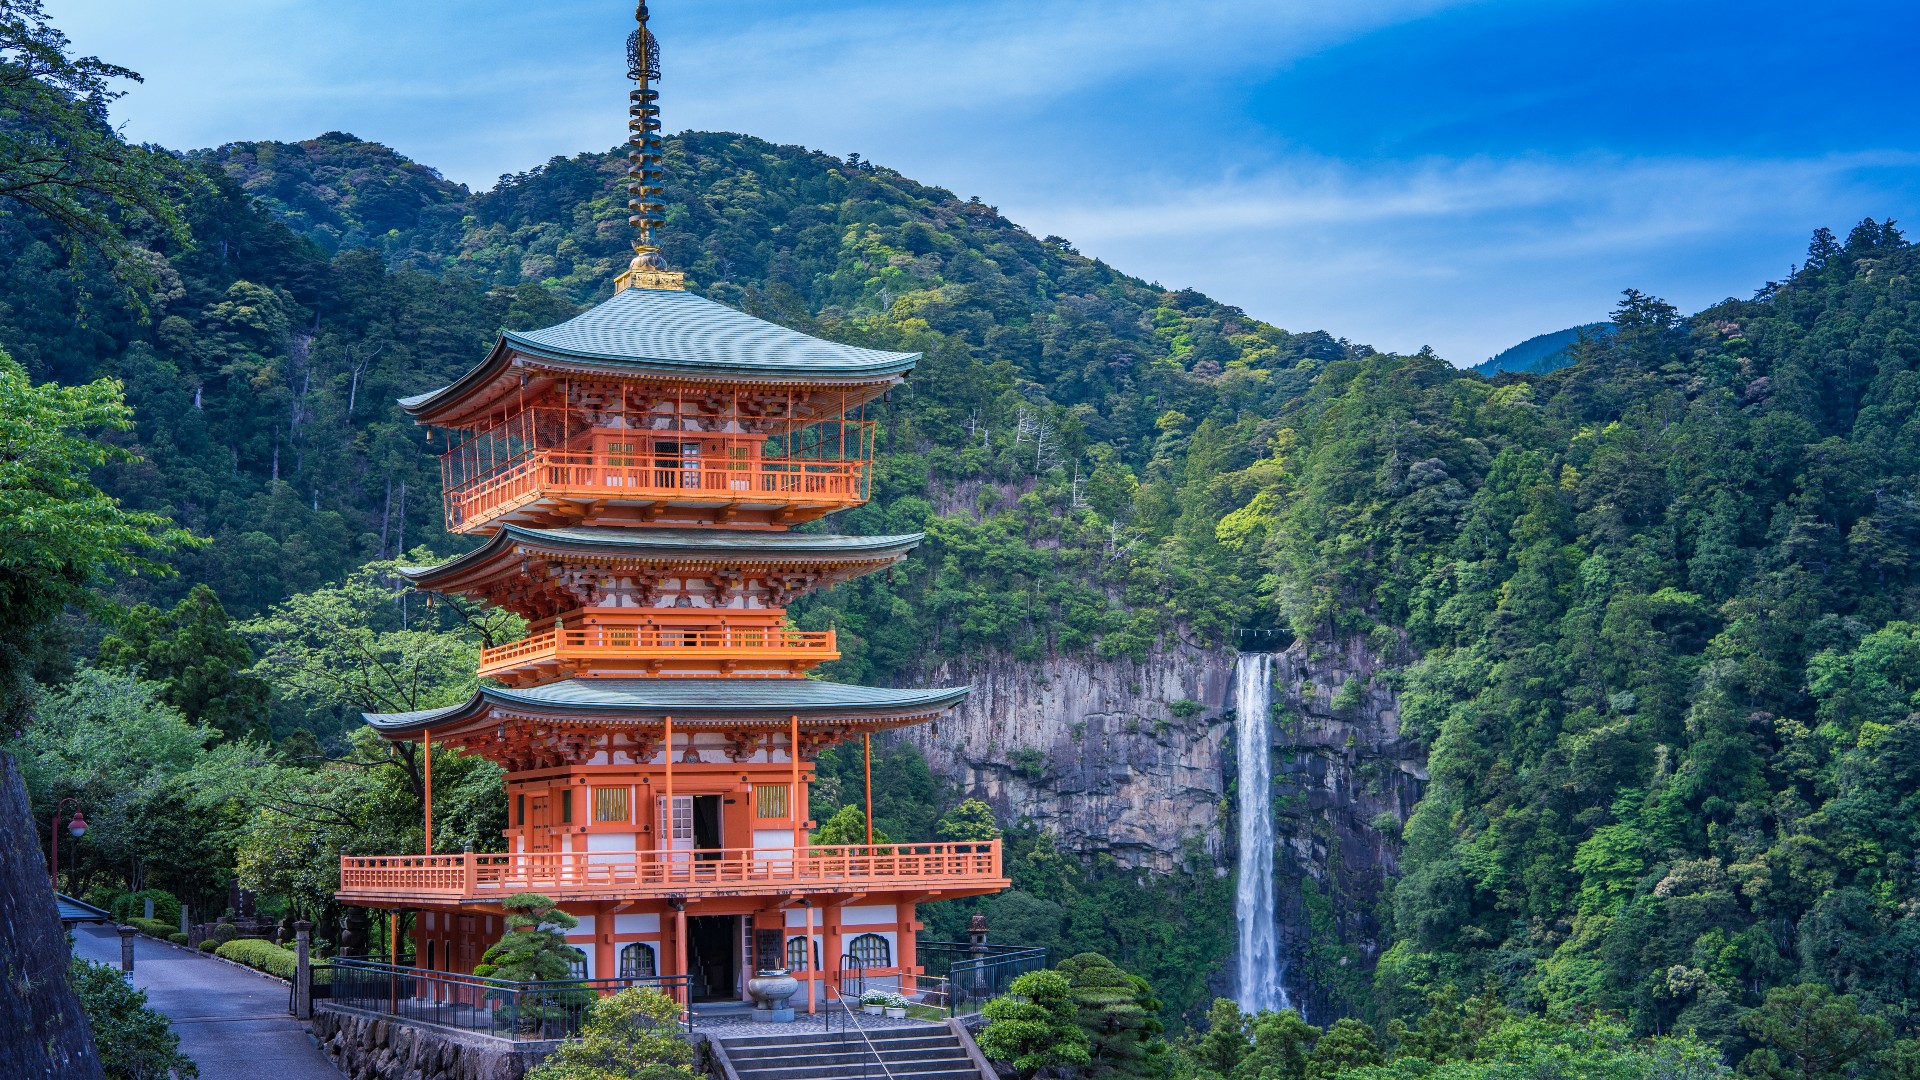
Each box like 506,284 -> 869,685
97,583 -> 268,740
977,968 -> 1092,1080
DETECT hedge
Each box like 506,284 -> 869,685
168,932 -> 188,945
215,939 -> 298,981
198,939 -> 217,952
127,917 -> 174,938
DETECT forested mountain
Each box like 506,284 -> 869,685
1469,322 -> 1607,375
9,115 -> 1920,1052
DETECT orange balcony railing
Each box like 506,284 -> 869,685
478,623 -> 838,681
337,841 -> 1005,903
443,450 -> 869,532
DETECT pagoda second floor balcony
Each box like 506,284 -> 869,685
442,449 -> 869,534
336,841 -> 1006,905
479,619 -> 838,684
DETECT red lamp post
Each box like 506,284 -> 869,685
49,798 -> 87,893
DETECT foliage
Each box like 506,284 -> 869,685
68,956 -> 198,1078
525,986 -> 696,1080
0,0 -> 197,290
935,798 -> 1000,842
239,551 -> 516,742
1344,1017 -> 1728,1080
810,803 -> 886,846
8,667 -> 227,898
1056,951 -> 1166,1078
472,893 -> 583,982
215,938 -> 297,980
1737,984 -> 1888,1080
977,968 -> 1092,1080
124,917 -> 173,938
98,584 -> 268,739
0,351 -> 197,720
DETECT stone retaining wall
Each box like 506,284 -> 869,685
310,1004 -> 558,1080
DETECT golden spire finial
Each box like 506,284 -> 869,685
617,2 -> 684,291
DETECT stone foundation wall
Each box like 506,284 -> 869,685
310,1004 -> 559,1080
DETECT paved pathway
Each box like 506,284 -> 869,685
72,925 -> 339,1080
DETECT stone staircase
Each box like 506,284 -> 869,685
717,1024 -> 988,1080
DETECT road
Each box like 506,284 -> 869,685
72,925 -> 339,1080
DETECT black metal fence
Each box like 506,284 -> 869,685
322,958 -> 693,1041
915,942 -> 1051,1016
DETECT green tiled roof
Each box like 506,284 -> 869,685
398,289 -> 918,414
399,526 -> 922,585
364,678 -> 970,734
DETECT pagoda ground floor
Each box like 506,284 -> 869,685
345,887 -> 990,1008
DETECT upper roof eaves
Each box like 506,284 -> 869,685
399,288 -> 919,416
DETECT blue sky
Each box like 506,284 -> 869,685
47,0 -> 1920,364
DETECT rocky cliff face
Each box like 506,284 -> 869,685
897,634 -> 1426,1017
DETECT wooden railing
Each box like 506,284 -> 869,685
443,450 -> 869,530
478,623 -> 837,679
337,841 -> 1004,902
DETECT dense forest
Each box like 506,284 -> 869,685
9,7 -> 1920,1074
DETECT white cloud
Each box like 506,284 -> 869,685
1007,151 -> 1918,361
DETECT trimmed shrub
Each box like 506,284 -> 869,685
127,917 -> 174,938
215,939 -> 298,980
209,922 -> 238,944
168,932 -> 189,945
198,939 -> 218,952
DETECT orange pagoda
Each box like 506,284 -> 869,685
333,2 -> 1005,1011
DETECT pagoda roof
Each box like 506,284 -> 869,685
398,525 -> 920,601
399,288 -> 919,422
363,678 -> 970,736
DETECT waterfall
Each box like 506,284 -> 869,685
1235,653 -> 1293,1014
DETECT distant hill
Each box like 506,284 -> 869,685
1471,323 -> 1609,376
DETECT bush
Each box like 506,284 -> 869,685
127,917 -> 174,938
197,939 -> 217,952
107,889 -> 182,928
68,957 -> 198,1078
209,922 -> 237,944
215,939 -> 298,980
526,987 -> 695,1080
168,932 -> 188,945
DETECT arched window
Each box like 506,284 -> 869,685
846,933 -> 890,970
567,952 -> 588,980
425,940 -> 436,972
787,936 -> 818,972
620,942 -> 657,979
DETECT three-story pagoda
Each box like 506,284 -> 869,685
333,3 -> 1005,1011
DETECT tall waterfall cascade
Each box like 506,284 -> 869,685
1235,652 -> 1294,1014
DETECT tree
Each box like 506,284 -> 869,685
1057,952 -> 1164,1078
9,667 -> 225,899
67,956 -> 197,1079
810,804 -> 886,846
473,893 -> 584,982
0,350 -> 196,722
1234,1008 -> 1318,1080
1306,1019 -> 1381,1079
1193,998 -> 1253,1075
525,986 -> 695,1080
97,584 -> 269,740
0,0 -> 198,290
1738,984 -> 1888,1080
977,969 -> 1091,1080
935,797 -> 1000,842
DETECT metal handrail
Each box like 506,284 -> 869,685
824,979 -> 897,1080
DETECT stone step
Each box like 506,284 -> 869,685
726,1034 -> 956,1057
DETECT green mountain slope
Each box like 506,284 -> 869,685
1470,322 -> 1608,376
8,125 -> 1920,1039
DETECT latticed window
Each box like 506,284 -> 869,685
787,936 -> 816,972
594,786 -> 630,823
567,954 -> 587,979
846,933 -> 890,970
619,942 -> 657,979
754,784 -> 790,820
